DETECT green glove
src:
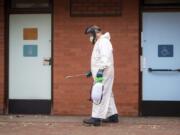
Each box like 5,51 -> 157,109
95,69 -> 104,83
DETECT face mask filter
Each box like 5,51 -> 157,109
85,25 -> 101,44
89,36 -> 94,43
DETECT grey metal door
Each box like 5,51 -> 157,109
142,12 -> 180,116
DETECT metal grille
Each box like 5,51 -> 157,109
70,0 -> 121,17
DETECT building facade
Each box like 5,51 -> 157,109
0,0 -> 180,116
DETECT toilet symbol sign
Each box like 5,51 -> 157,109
158,45 -> 173,57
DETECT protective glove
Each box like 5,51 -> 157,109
95,69 -> 104,83
86,71 -> 92,78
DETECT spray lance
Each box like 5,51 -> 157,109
65,73 -> 87,79
65,71 -> 92,79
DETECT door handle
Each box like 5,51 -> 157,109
148,68 -> 180,72
43,57 -> 52,66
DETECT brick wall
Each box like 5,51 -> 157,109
0,0 -> 4,114
0,0 -> 139,115
53,0 -> 140,116
70,0 -> 121,16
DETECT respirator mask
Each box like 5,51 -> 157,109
85,25 -> 101,45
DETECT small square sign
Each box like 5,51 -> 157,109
158,45 -> 173,57
23,28 -> 38,40
23,45 -> 38,57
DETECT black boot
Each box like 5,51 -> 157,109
83,117 -> 101,126
102,114 -> 119,123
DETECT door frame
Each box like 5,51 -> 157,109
4,0 -> 54,114
140,1 -> 180,116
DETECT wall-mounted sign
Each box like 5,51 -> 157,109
23,45 -> 38,57
23,28 -> 38,40
158,44 -> 173,57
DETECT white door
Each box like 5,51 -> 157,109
9,14 -> 52,114
142,12 -> 180,116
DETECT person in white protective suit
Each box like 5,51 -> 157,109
83,25 -> 119,126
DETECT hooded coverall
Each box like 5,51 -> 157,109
91,32 -> 118,119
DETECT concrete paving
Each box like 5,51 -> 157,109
0,115 -> 180,135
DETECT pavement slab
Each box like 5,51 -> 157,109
0,115 -> 180,135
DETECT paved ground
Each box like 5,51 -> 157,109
0,115 -> 180,135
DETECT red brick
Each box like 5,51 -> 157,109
53,0 -> 140,116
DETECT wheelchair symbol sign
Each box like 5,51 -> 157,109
158,45 -> 173,57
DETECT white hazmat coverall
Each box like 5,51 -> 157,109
91,32 -> 118,119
